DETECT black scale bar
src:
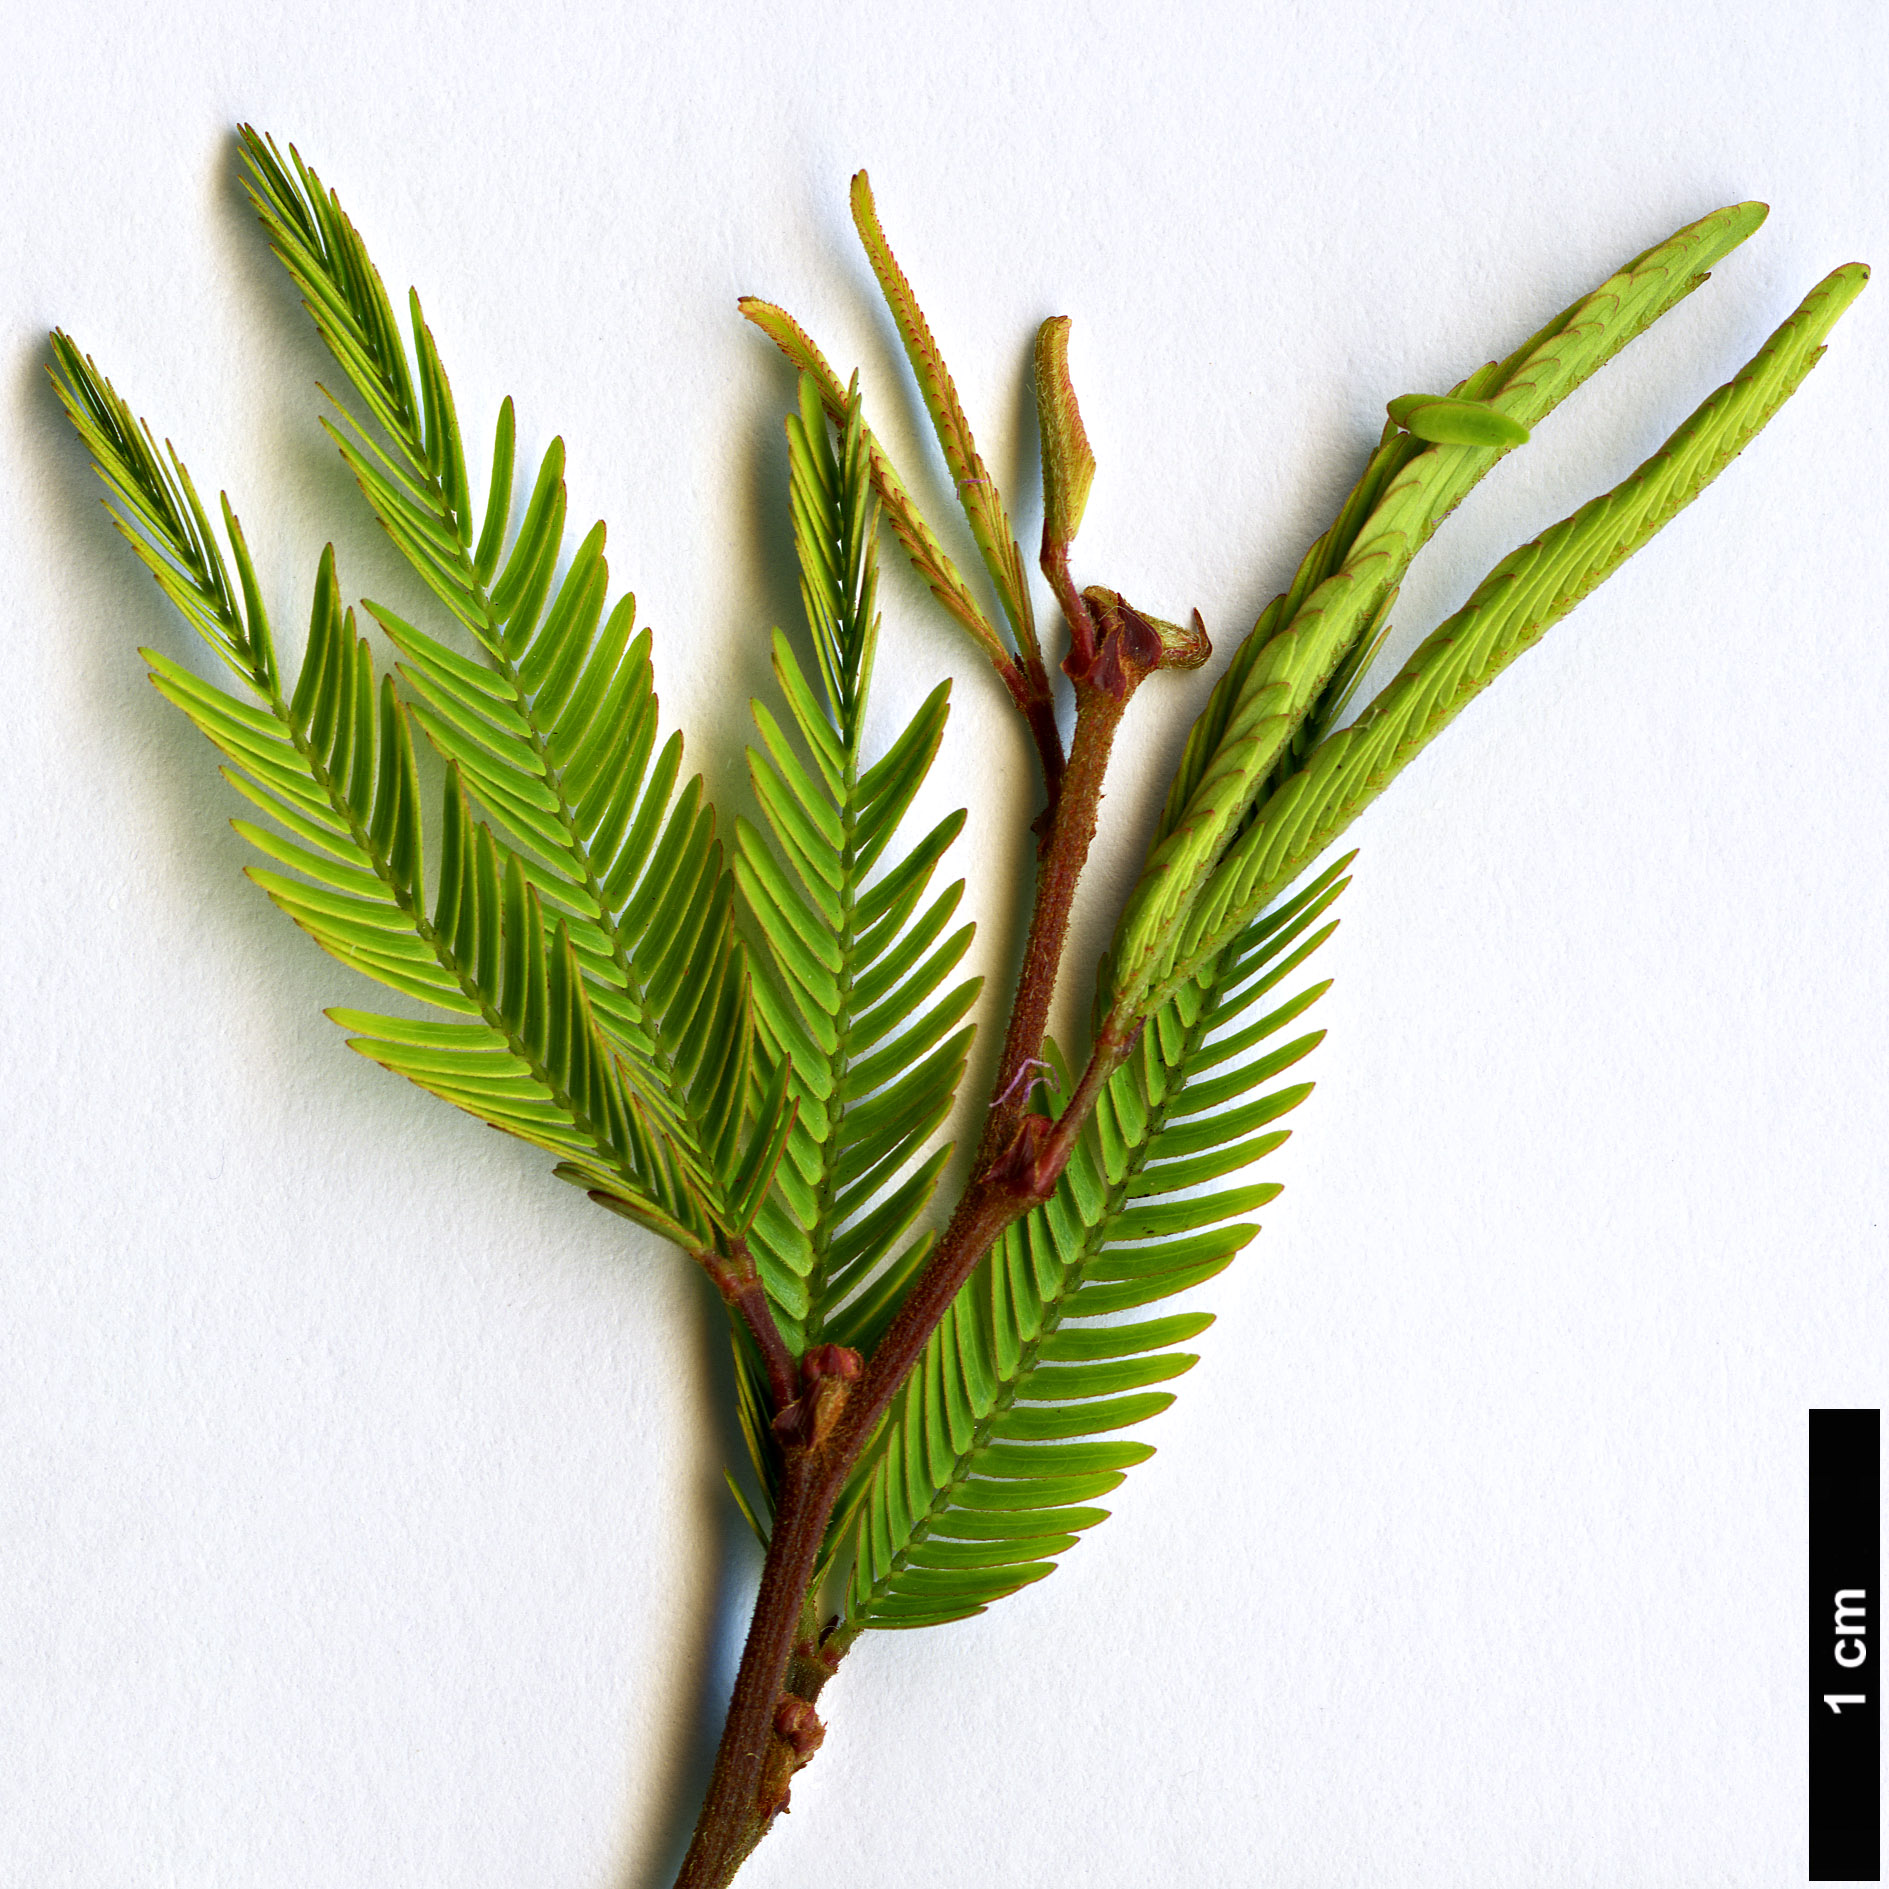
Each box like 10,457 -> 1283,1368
1811,1409 -> 1880,1882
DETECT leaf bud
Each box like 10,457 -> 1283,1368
1073,588 -> 1213,698
774,1696 -> 826,1760
801,1343 -> 862,1385
1035,316 -> 1097,550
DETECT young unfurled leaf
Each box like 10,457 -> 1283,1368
740,294 -> 1017,682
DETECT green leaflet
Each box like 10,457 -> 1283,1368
735,375 -> 980,1493
1156,260 -> 1869,1004
1108,199 -> 1772,1028
834,859 -> 1351,1633
1386,393 -> 1531,448
236,129 -> 792,1267
49,338 -> 705,1245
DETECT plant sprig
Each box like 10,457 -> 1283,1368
51,134 -> 1866,1889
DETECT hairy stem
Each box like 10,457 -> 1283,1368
1010,660 -> 1067,815
672,678 -> 1133,1887
700,1241 -> 800,1411
1039,528 -> 1098,677
672,1445 -> 839,1888
984,684 -> 1122,1119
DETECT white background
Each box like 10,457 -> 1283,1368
3,3 -> 1885,1885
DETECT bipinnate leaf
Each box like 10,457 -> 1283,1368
51,340 -> 711,1245
738,373 -> 982,1353
1108,200 -> 1773,1027
833,861 -> 1350,1631
237,126 -> 795,1278
1156,260 -> 1868,1005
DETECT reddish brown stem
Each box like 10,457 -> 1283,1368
833,1027 -> 1127,1462
1022,671 -> 1067,813
972,682 -> 1123,1167
1041,527 -> 1098,676
700,1241 -> 799,1411
672,1444 -> 837,1887
992,644 -> 1067,814
670,677 -> 1134,1889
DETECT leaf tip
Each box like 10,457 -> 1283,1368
1036,315 -> 1096,550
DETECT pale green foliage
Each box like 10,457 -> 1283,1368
724,373 -> 986,1526
49,339 -> 725,1243
56,134 -> 804,1270
250,130 -> 834,1262
53,136 -> 1865,1673
234,131 -> 800,1255
837,858 -> 1349,1630
1109,201 -> 1776,1030
738,376 -> 982,1352
1159,259 -> 1870,1000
